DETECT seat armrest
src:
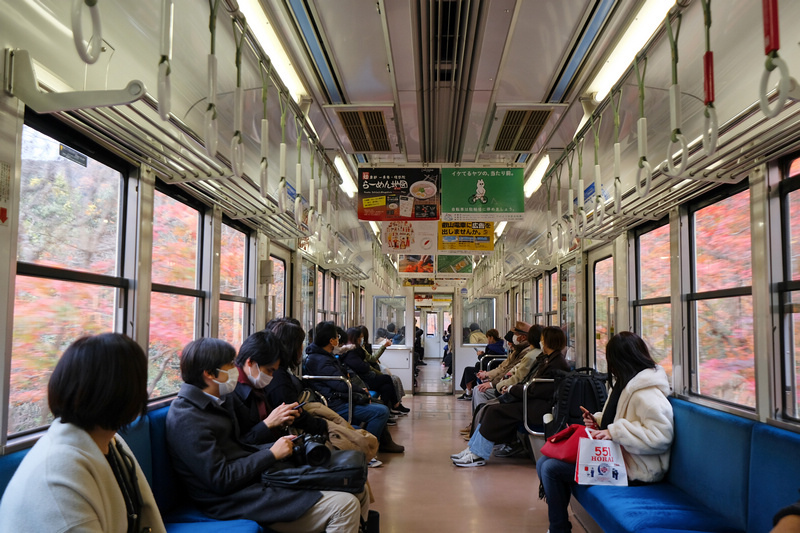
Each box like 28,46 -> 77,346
523,378 -> 555,436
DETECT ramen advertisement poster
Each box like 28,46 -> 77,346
357,168 -> 440,221
440,168 -> 524,221
381,221 -> 438,254
438,221 -> 495,254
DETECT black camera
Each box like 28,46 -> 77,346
292,434 -> 331,467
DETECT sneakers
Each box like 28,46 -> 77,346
386,418 -> 397,426
441,375 -> 452,381
452,451 -> 486,467
450,447 -> 471,460
459,423 -> 472,434
390,409 -> 407,416
368,458 -> 383,468
457,392 -> 472,400
393,404 -> 410,413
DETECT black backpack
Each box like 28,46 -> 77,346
545,367 -> 609,438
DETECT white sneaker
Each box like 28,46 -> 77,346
450,447 -> 471,460
368,458 -> 383,468
452,451 -> 486,467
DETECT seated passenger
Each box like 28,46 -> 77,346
537,331 -> 674,533
467,322 -> 489,344
0,333 -> 166,533
166,337 -> 368,533
360,325 -> 408,413
465,322 -> 531,408
458,328 -> 506,400
305,321 -> 405,453
451,326 -> 569,467
341,327 -> 407,416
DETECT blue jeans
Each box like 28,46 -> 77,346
536,456 -> 575,533
467,423 -> 494,460
334,402 -> 389,438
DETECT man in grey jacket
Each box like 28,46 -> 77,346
166,337 -> 368,533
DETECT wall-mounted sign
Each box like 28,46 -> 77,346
441,168 -> 524,221
398,255 -> 435,277
436,255 -> 473,277
358,168 -> 440,221
381,221 -> 438,254
438,221 -> 495,254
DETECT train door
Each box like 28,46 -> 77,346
415,305 -> 453,394
588,246 -> 615,372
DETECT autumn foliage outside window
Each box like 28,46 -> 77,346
636,223 -> 672,379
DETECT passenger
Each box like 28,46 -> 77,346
467,322 -> 489,344
772,500 -> 800,532
458,328 -> 505,400
166,337 -> 368,533
341,327 -> 408,416
468,321 -> 532,410
414,326 -> 426,366
451,326 -> 568,467
374,327 -> 390,345
537,331 -> 674,533
441,324 -> 453,381
0,333 -> 166,533
305,321 -> 405,453
232,328 -> 327,444
361,325 -> 408,411
392,325 -> 406,345
333,326 -> 355,355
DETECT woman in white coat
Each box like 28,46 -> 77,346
537,331 -> 674,533
0,333 -> 166,533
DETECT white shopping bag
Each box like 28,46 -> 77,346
574,431 -> 628,486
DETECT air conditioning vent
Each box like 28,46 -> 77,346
494,109 -> 552,152
337,110 -> 392,152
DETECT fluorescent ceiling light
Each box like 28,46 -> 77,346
238,0 -> 307,104
494,221 -> 507,237
524,155 -> 550,198
334,155 -> 358,198
369,221 -> 380,237
587,0 -> 675,102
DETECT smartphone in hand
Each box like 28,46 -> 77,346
293,401 -> 307,410
580,406 -> 598,429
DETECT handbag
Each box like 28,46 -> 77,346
540,424 -> 590,463
298,388 -> 327,407
262,449 -> 368,493
575,434 -> 628,486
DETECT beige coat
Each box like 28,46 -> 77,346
487,343 -> 532,385
496,347 -> 543,391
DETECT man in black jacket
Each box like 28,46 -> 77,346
166,337 -> 368,533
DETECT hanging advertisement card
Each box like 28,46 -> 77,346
438,221 -> 495,254
398,255 -> 435,277
358,168 -> 440,221
441,168 -> 524,221
436,255 -> 473,277
381,221 -> 438,254
402,278 -> 436,286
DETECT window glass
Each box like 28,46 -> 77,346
340,281 -> 348,325
17,126 -> 120,275
788,190 -> 800,281
149,292 -> 196,397
639,224 -> 671,298
219,300 -> 246,350
522,281 -> 532,322
152,191 -> 198,288
515,291 -> 521,321
790,291 -> 800,416
270,256 -> 286,318
10,277 -> 116,434
694,190 -> 751,292
301,260 -> 316,341
374,297 -> 406,344
317,270 -> 324,310
639,304 -> 672,375
594,257 -> 614,373
537,278 -> 545,314
560,261 -> 577,355
461,298 -> 495,344
550,270 -> 559,321
426,313 -> 437,336
220,225 -> 246,296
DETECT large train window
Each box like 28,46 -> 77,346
779,162 -> 800,420
522,280 -> 532,323
547,269 -> 558,326
10,124 -> 127,436
592,255 -> 614,373
634,221 -> 672,378
269,256 -> 286,318
689,183 -> 753,408
149,189 -> 202,398
462,298 -> 495,344
560,260 -> 577,356
218,224 -> 248,350
301,259 -> 316,340
374,297 -> 406,345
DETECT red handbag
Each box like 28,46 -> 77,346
540,424 -> 591,463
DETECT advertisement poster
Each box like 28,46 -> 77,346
438,221 -> 495,254
437,255 -> 473,277
441,168 -> 524,221
398,255 -> 435,277
402,278 -> 436,286
358,168 -> 440,221
381,221 -> 438,254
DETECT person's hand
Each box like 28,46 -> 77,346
500,386 -> 508,394
383,339 -> 393,347
589,429 -> 611,440
477,350 -> 485,357
270,436 -> 295,460
476,370 -> 488,380
580,406 -> 598,429
264,402 -> 300,429
477,382 -> 492,392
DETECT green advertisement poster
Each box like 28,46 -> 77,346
437,255 -> 473,278
441,168 -> 524,221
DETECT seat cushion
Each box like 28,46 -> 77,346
573,483 -> 744,533
147,405 -> 181,513
118,415 -> 153,485
747,424 -> 800,533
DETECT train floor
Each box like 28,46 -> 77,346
367,360 -> 588,533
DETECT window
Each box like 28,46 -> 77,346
534,276 -> 544,325
515,290 -> 521,321
340,280 -> 348,326
560,261 -> 577,355
634,221 -> 672,378
149,189 -> 202,398
779,164 -> 800,419
316,269 -> 324,325
522,280 -> 532,322
374,297 -> 406,344
462,298 -> 495,344
689,185 -> 753,407
11,124 -> 125,435
269,256 -> 286,318
594,257 -> 614,373
547,270 -> 559,326
218,224 -> 249,350
426,313 -> 437,336
301,260 -> 316,341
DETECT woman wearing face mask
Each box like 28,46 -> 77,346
232,329 -> 326,446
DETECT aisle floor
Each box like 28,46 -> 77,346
366,359 -> 588,532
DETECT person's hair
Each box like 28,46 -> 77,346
266,318 -> 307,369
360,325 -> 370,344
486,328 -> 500,341
527,324 -> 544,349
606,331 -> 657,387
469,322 -> 480,332
336,327 -> 347,344
387,323 -> 396,333
376,327 -> 389,340
314,321 -> 338,347
346,327 -> 363,345
180,337 -> 236,389
48,333 -> 148,431
541,326 -> 566,353
235,330 -> 282,369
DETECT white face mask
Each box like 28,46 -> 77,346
213,367 -> 236,396
247,364 -> 273,389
